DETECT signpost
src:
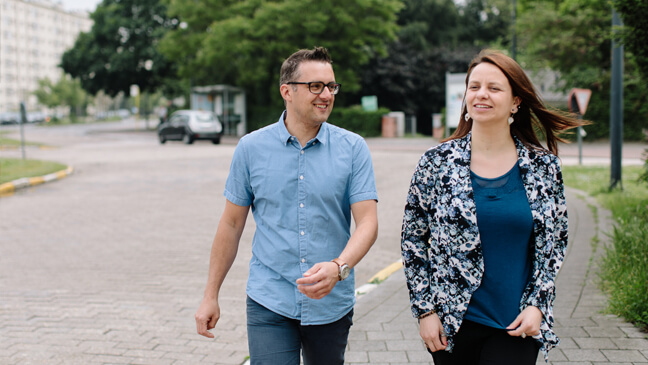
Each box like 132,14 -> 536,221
568,88 -> 592,165
19,102 -> 27,160
130,84 -> 140,130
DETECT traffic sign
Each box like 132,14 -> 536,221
568,88 -> 592,115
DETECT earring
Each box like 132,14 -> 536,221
508,115 -> 515,125
465,113 -> 470,121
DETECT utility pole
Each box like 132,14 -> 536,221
610,9 -> 623,190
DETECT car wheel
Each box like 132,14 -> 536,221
211,137 -> 221,144
158,134 -> 166,144
183,133 -> 194,144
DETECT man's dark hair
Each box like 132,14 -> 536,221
279,47 -> 332,86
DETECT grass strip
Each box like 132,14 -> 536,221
562,165 -> 648,331
0,158 -> 67,184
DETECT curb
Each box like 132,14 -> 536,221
0,166 -> 74,197
356,259 -> 403,296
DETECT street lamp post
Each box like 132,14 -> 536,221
610,9 -> 623,190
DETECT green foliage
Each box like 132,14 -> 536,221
361,43 -> 478,125
395,0 -> 461,50
246,104 -> 286,133
601,211 -> 648,330
160,0 -> 403,112
240,105 -> 389,137
614,0 -> 648,82
328,106 -> 391,137
517,0 -> 648,141
33,76 -> 90,121
456,0 -> 513,47
517,0 -> 610,72
562,165 -> 648,330
358,0 -> 511,134
557,65 -> 648,142
641,150 -> 648,185
61,0 -> 179,97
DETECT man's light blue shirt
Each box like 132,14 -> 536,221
224,112 -> 378,325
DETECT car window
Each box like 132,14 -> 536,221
195,113 -> 216,123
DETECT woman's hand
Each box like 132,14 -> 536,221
419,313 -> 447,352
506,306 -> 542,338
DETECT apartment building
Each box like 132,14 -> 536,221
0,0 -> 92,113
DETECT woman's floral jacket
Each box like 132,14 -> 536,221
401,133 -> 568,359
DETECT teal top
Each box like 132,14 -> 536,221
465,163 -> 534,329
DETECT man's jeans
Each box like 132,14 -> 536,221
246,296 -> 353,365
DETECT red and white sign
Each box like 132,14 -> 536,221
568,88 -> 592,115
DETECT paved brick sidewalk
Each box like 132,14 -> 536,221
0,123 -> 646,364
348,187 -> 648,364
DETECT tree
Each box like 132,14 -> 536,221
357,0 -> 510,134
516,0 -> 648,141
159,0 -> 403,123
614,0 -> 648,81
457,0 -> 513,47
517,0 -> 610,72
360,43 -> 479,133
33,76 -> 89,121
61,0 -> 179,97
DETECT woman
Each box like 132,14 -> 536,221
400,50 -> 585,364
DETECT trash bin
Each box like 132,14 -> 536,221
382,116 -> 397,138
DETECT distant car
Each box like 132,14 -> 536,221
0,112 -> 20,125
157,110 -> 223,145
27,111 -> 46,123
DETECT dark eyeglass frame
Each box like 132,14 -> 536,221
286,81 -> 341,95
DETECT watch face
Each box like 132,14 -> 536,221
340,265 -> 350,280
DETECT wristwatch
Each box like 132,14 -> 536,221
332,258 -> 350,281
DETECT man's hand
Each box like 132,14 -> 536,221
420,313 -> 447,352
296,261 -> 339,299
195,296 -> 220,338
506,306 -> 542,338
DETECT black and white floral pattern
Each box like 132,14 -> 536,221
401,132 -> 568,359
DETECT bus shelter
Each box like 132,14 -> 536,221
191,85 -> 246,136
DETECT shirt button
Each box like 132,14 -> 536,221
300,231 -> 305,236
300,203 -> 304,208
299,175 -> 304,180
301,150 -> 304,155
301,258 -> 305,263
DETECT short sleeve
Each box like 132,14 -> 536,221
224,139 -> 253,207
349,139 -> 378,204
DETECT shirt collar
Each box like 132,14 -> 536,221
277,110 -> 329,146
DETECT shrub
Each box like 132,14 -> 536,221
640,149 -> 648,185
600,211 -> 648,330
245,104 -> 390,138
328,105 -> 391,137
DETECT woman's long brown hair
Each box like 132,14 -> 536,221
445,50 -> 587,155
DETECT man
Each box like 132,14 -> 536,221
194,47 -> 379,365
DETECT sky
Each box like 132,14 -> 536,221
57,0 -> 102,12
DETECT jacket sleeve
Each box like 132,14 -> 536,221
523,156 -> 568,329
401,153 -> 438,318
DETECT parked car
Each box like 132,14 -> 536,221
0,112 -> 20,125
157,110 -> 223,145
27,111 -> 46,123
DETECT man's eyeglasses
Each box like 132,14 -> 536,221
286,81 -> 341,95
